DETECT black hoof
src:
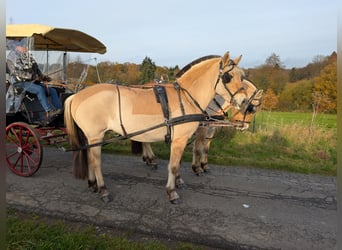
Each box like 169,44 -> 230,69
201,163 -> 209,173
192,166 -> 204,176
176,183 -> 187,189
101,194 -> 113,203
195,172 -> 204,176
170,198 -> 182,205
150,163 -> 158,170
88,180 -> 98,193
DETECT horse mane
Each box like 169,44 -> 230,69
176,55 -> 220,78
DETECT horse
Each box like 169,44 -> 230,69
64,52 -> 248,204
191,80 -> 263,175
135,79 -> 263,175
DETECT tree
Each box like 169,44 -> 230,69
278,79 -> 313,111
140,56 -> 156,84
265,53 -> 284,69
262,88 -> 279,111
313,61 -> 337,113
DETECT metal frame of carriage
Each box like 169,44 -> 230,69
5,24 -> 106,177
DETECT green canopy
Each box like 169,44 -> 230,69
6,24 -> 106,54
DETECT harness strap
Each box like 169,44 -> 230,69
116,85 -> 128,137
212,97 -> 228,116
153,85 -> 172,143
174,80 -> 208,115
173,81 -> 185,115
63,114 -> 209,152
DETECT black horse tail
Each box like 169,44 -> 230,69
131,140 -> 143,154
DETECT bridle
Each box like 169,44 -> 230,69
233,83 -> 263,126
214,59 -> 247,110
212,76 -> 263,125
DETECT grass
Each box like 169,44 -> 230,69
102,111 -> 337,175
6,209 -> 204,250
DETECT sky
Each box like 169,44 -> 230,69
6,0 -> 337,69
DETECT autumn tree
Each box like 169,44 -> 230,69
247,53 -> 288,95
262,88 -> 279,111
312,61 -> 337,113
278,79 -> 313,111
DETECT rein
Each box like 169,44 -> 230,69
62,114 -> 210,152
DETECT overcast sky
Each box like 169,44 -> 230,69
6,0 -> 337,69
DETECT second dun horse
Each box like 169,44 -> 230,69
134,79 -> 263,175
64,52 -> 247,204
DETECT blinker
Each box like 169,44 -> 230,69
222,72 -> 233,83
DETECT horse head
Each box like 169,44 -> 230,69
231,85 -> 263,131
214,52 -> 248,113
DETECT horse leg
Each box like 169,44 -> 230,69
142,142 -> 158,169
192,127 -> 206,176
175,172 -> 186,188
200,127 -> 216,173
166,137 -> 187,204
87,162 -> 98,192
88,145 -> 113,202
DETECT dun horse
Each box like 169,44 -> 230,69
64,52 -> 247,204
136,79 -> 263,175
191,80 -> 263,175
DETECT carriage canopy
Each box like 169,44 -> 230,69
6,24 -> 106,54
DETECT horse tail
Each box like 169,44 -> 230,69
131,140 -> 143,154
64,95 -> 88,179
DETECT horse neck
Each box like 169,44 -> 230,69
177,58 -> 220,110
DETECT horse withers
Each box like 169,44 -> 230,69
64,52 -> 247,204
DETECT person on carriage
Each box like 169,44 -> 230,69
6,40 -> 62,118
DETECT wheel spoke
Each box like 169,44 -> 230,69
6,122 -> 43,176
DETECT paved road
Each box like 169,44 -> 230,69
6,147 -> 337,249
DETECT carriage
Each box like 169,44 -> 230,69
5,24 -> 106,177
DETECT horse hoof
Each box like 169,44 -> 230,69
88,180 -> 98,192
170,198 -> 182,205
176,183 -> 187,189
101,193 -> 113,203
201,163 -> 210,173
195,172 -> 204,177
150,163 -> 158,170
167,189 -> 180,203
192,166 -> 203,176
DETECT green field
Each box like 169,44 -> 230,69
102,111 -> 337,176
255,111 -> 337,129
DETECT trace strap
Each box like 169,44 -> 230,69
62,113 -> 209,152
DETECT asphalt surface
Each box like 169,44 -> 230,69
6,147 -> 337,249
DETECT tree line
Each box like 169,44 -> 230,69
69,51 -> 337,114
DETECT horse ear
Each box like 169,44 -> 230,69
252,89 -> 264,105
233,55 -> 242,65
222,51 -> 230,66
255,89 -> 264,100
256,89 -> 263,97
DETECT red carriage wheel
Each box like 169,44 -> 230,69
6,122 -> 43,177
